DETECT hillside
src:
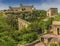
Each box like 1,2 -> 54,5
0,10 -> 56,46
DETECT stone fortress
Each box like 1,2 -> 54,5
1,4 -> 60,46
4,4 -> 35,13
17,7 -> 60,46
47,8 -> 58,18
40,8 -> 60,46
1,4 -> 34,30
25,8 -> 60,46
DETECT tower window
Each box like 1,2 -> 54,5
57,28 -> 60,35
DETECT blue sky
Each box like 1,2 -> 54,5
0,0 -> 60,12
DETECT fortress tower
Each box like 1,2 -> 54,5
47,8 -> 58,18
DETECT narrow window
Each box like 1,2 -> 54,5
57,28 -> 59,35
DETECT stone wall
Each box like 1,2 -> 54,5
47,8 -> 58,18
18,18 -> 30,30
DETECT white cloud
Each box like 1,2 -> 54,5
35,1 -> 60,12
0,0 -> 60,12
0,3 -> 8,10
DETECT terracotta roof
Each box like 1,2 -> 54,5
52,21 -> 60,25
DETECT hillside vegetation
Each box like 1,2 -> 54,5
54,14 -> 60,21
0,10 -> 54,46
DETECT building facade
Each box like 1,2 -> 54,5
40,21 -> 60,46
50,21 -> 60,35
8,4 -> 35,12
47,8 -> 58,18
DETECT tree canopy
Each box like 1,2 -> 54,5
0,10 -> 53,46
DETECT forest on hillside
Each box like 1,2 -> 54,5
0,10 -> 59,46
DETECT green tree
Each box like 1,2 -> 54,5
19,32 -> 38,44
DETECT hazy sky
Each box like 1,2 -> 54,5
0,0 -> 60,12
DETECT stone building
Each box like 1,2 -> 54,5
39,21 -> 60,46
50,21 -> 60,35
40,34 -> 56,44
18,18 -> 30,30
40,34 -> 60,46
8,4 -> 35,12
47,8 -> 58,18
